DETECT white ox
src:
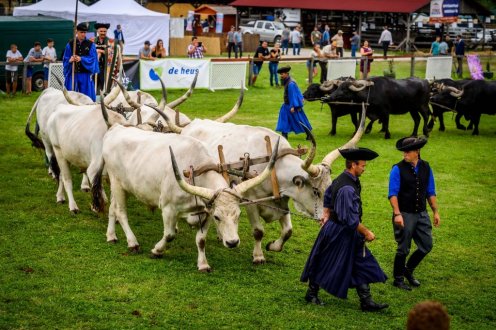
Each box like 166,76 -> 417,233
155,105 -> 366,263
102,122 -> 278,271
45,96 -> 151,214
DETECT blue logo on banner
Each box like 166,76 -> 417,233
149,68 -> 162,81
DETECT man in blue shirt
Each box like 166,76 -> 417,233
301,147 -> 388,312
388,136 -> 441,291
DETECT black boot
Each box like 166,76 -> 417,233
356,284 -> 388,312
305,281 -> 324,305
405,250 -> 427,287
393,254 -> 411,291
305,134 -> 312,141
282,132 -> 288,139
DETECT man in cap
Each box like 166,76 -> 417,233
301,147 -> 388,311
275,66 -> 312,140
388,136 -> 440,291
63,22 -> 99,101
93,22 -> 111,92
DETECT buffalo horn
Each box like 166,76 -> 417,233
215,85 -> 244,122
446,86 -> 464,98
169,147 -> 214,200
157,75 -> 168,110
300,124 -> 320,177
235,138 -> 280,194
322,102 -> 367,166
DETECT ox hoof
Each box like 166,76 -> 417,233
107,239 -> 118,244
128,246 -> 141,254
70,209 -> 80,215
384,133 -> 391,139
328,130 -> 336,136
198,266 -> 212,273
81,188 -> 90,193
439,127 -> 445,132
457,125 -> 467,131
150,253 -> 163,259
253,258 -> 266,265
57,200 -> 66,204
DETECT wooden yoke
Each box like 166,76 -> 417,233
217,145 -> 230,183
265,136 -> 280,198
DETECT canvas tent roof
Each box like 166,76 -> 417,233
13,0 -> 170,56
195,5 -> 237,16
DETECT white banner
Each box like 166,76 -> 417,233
425,56 -> 453,80
140,59 -> 210,90
327,59 -> 357,80
170,18 -> 185,38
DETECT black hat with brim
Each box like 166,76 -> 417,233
76,22 -> 89,32
339,147 -> 379,161
94,23 -> 111,30
277,66 -> 291,74
396,136 -> 428,152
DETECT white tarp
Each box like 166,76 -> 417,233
327,59 -> 357,80
425,56 -> 453,79
13,0 -> 169,56
140,59 -> 210,90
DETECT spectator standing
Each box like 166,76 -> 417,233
290,27 -> 302,56
310,26 -> 322,46
454,34 -> 465,78
269,43 -> 281,87
322,25 -> 330,46
359,40 -> 374,79
251,41 -> 270,85
201,19 -> 209,33
307,43 -> 322,80
24,41 -> 44,95
438,38 -> 448,55
430,36 -> 441,56
152,39 -> 168,58
378,26 -> 393,58
187,36 -> 207,59
5,44 -> 23,97
445,35 -> 454,54
281,26 -> 290,55
113,24 -> 125,51
234,27 -> 243,57
139,40 -> 155,60
350,31 -> 360,57
226,25 -> 237,59
331,30 -> 344,57
62,23 -> 99,101
42,38 -> 57,89
94,22 -> 111,93
320,41 -> 338,83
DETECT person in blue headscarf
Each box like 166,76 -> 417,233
275,66 -> 312,140
63,22 -> 99,101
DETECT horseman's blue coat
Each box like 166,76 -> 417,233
63,39 -> 99,101
276,77 -> 312,134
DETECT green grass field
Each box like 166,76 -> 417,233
1,62 -> 495,329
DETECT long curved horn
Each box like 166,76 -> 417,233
113,78 -> 142,108
300,124 -> 320,177
322,102 -> 367,166
215,86 -> 244,122
235,138 -> 280,194
446,86 -> 464,98
170,146 -> 214,200
100,91 -> 110,128
54,75 -> 83,106
348,80 -> 367,92
166,70 -> 198,109
319,81 -> 336,91
146,104 -> 182,133
136,106 -> 142,125
157,76 -> 168,110
104,84 -> 121,105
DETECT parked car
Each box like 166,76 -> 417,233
240,20 -> 286,44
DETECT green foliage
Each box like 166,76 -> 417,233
1,64 -> 495,329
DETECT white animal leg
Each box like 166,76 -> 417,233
151,207 -> 178,257
80,173 -> 90,192
246,205 -> 266,264
53,148 -> 79,213
196,218 -> 212,272
108,181 -> 139,251
266,213 -> 293,252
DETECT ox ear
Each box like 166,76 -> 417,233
292,175 -> 306,188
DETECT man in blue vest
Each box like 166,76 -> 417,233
301,147 -> 388,312
63,22 -> 99,101
388,136 -> 441,291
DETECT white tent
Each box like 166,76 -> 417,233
13,0 -> 92,20
80,0 -> 170,55
13,0 -> 170,56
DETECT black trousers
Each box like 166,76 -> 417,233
382,41 -> 390,57
227,42 -> 238,58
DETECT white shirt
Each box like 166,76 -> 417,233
6,50 -> 23,71
378,29 -> 393,43
290,30 -> 301,44
42,46 -> 57,68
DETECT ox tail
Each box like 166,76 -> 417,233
25,94 -> 45,150
49,155 -> 60,182
91,165 -> 106,213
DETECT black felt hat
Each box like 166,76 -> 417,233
94,23 -> 111,30
76,22 -> 89,32
277,66 -> 291,74
339,147 -> 379,161
396,136 -> 428,152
